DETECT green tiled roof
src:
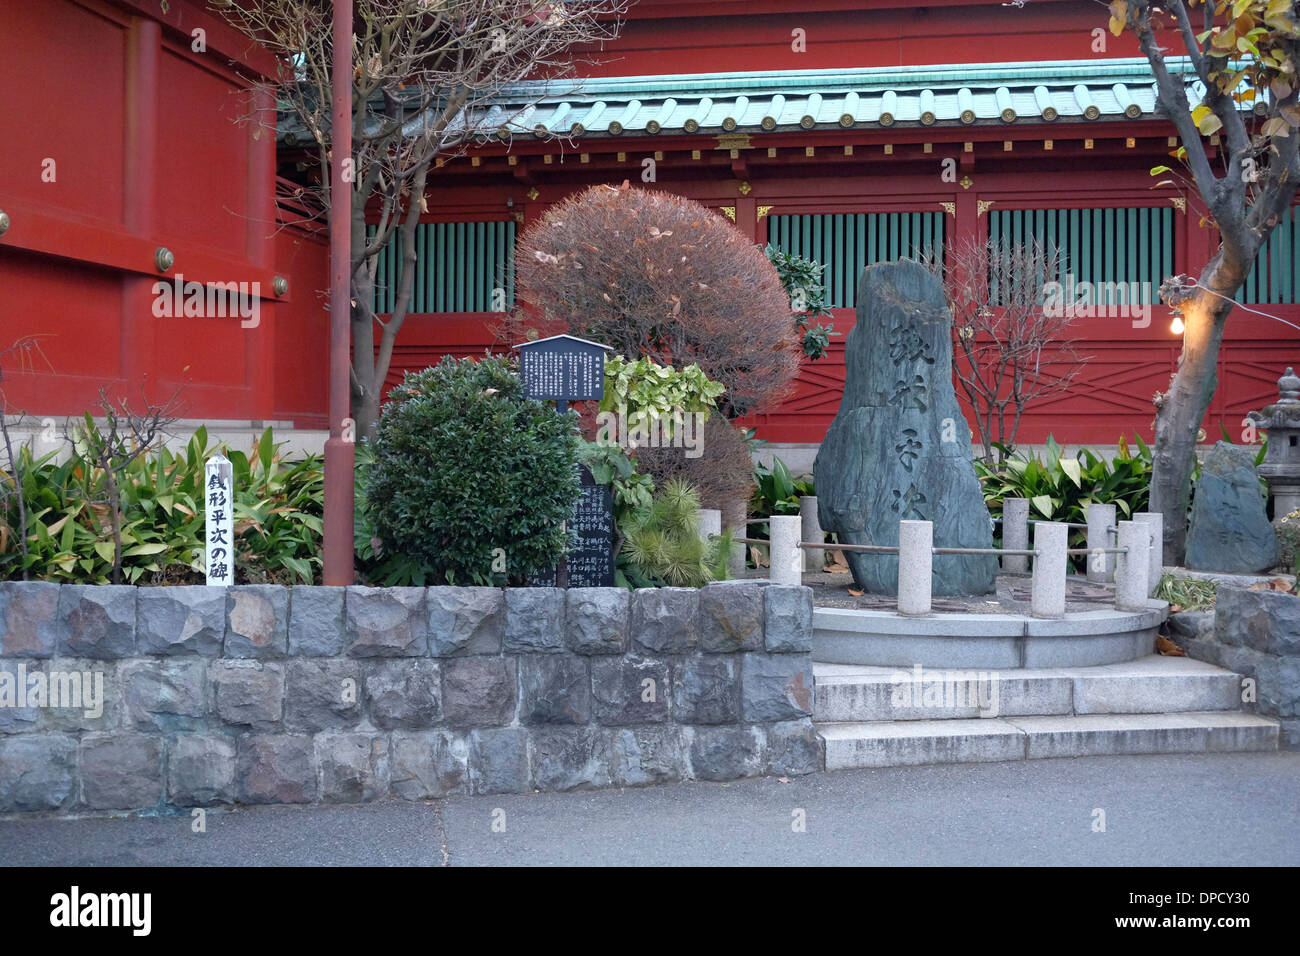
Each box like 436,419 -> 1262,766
483,57 -> 1198,138
280,57 -> 1217,145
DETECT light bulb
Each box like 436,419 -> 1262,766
1171,315 -> 1185,334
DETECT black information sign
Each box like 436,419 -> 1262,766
531,464 -> 616,588
514,334 -> 612,409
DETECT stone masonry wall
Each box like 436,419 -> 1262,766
0,581 -> 821,813
1180,586 -> 1300,749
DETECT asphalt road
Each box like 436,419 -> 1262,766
3,752 -> 1297,866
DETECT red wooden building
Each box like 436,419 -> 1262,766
2,0 -> 1298,460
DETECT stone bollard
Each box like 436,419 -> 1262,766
897,520 -> 933,616
1085,503 -> 1117,583
1030,521 -> 1068,619
724,499 -> 747,578
769,515 -> 803,586
800,496 -> 824,572
1115,520 -> 1150,610
697,508 -> 722,545
1002,497 -> 1030,573
1134,511 -> 1163,596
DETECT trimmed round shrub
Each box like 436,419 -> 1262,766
515,183 -> 802,417
365,355 -> 580,585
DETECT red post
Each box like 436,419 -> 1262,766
323,0 -> 355,585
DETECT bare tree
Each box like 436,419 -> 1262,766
0,336 -> 55,581
218,0 -> 628,440
1108,0 -> 1300,561
72,386 -> 184,585
920,237 -> 1087,461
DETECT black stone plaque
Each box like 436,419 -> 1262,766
530,465 -> 616,588
514,334 -> 611,403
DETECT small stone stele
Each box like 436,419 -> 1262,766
1186,442 -> 1280,574
814,260 -> 996,595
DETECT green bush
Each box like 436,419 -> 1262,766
365,355 -> 581,586
619,479 -> 731,588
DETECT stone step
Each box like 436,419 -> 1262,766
819,711 -> 1279,770
813,655 -> 1244,722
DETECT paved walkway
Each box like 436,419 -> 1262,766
3,752 -> 1297,866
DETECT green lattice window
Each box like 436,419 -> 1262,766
988,206 -> 1175,305
1239,205 -> 1299,305
369,219 -> 517,314
767,212 -> 945,309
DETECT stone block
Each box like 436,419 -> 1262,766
699,582 -> 763,653
40,659 -> 119,732
237,735 -> 317,804
468,727 -> 530,795
59,585 -> 136,658
518,654 -> 590,725
689,725 -> 765,781
503,587 -> 565,653
565,588 -> 628,655
741,653 -> 815,722
0,581 -> 62,657
630,588 -> 698,654
442,656 -> 517,727
122,659 -> 207,732
389,730 -> 468,800
284,659 -> 363,732
212,660 -> 284,729
591,655 -> 670,725
0,735 -> 77,811
530,726 -> 611,791
608,726 -> 688,787
137,586 -> 226,656
671,656 -> 739,724
428,586 -> 504,656
764,586 -> 813,653
345,586 -> 427,657
364,659 -> 441,730
288,586 -> 347,656
317,733 -> 389,803
167,734 -> 237,806
766,719 -> 825,775
225,585 -> 289,658
80,734 -> 163,810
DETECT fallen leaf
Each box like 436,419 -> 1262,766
1156,635 -> 1186,657
777,777 -> 791,784
847,587 -> 865,597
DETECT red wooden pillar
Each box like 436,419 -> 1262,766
121,15 -> 160,406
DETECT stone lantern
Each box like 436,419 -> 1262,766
1248,367 -> 1300,525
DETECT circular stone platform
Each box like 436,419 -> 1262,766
812,599 -> 1169,669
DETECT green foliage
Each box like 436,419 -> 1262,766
598,354 -> 725,440
1,425 -> 322,584
1153,573 -> 1218,611
976,435 -> 1153,569
577,440 -> 654,526
365,355 -> 581,586
764,244 -> 838,360
750,456 -> 814,519
618,479 -> 731,588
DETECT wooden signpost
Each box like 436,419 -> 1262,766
515,335 -> 616,588
204,453 -> 234,586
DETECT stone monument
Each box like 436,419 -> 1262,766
814,260 -> 996,595
1247,367 -> 1300,527
1185,441 -> 1280,573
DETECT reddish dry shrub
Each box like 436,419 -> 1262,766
633,415 -> 756,514
515,183 -> 801,417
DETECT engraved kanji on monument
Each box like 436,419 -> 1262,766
813,260 -> 997,595
515,335 -> 616,587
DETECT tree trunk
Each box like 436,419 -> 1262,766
1149,286 -> 1233,565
